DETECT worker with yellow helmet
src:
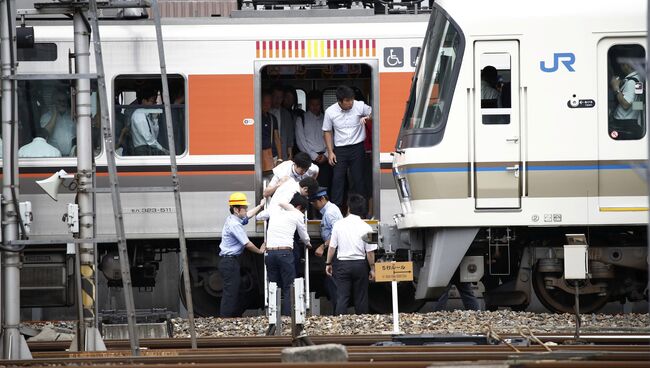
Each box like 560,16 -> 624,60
218,192 -> 266,317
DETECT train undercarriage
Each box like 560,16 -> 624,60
19,226 -> 648,318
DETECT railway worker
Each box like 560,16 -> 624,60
270,84 -> 295,161
310,187 -> 343,314
325,194 -> 376,315
19,128 -> 62,158
218,192 -> 266,318
434,270 -> 480,311
295,91 -> 332,190
610,55 -> 644,137
130,87 -> 169,156
322,85 -> 372,208
40,90 -> 75,157
263,152 -> 319,198
265,193 -> 311,315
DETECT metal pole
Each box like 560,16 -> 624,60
72,10 -> 105,352
150,0 -> 197,349
646,0 -> 650,321
87,0 -> 139,355
0,0 -> 30,359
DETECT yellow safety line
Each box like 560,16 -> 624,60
599,207 -> 649,212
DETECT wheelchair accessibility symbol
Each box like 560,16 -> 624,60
384,47 -> 404,68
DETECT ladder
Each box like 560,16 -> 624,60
1,0 -> 198,356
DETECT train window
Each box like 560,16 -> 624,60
607,44 -> 646,140
17,43 -> 57,62
404,9 -> 462,130
14,80 -> 100,158
480,53 -> 511,125
113,75 -> 186,156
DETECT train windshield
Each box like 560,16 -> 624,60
398,7 -> 463,148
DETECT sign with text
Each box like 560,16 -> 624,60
375,261 -> 414,282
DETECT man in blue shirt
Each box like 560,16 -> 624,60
309,187 -> 343,314
218,192 -> 266,317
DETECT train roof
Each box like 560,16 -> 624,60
438,0 -> 647,36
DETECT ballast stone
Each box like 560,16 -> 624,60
281,343 -> 348,362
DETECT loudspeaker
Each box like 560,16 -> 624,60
36,170 -> 70,201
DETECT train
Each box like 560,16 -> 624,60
12,2 -> 428,318
391,0 -> 648,313
8,0 -> 648,320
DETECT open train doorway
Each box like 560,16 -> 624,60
254,62 -> 379,221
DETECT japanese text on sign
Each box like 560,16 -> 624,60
375,261 -> 414,282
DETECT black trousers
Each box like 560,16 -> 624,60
218,256 -> 241,317
265,249 -> 296,316
331,142 -> 365,207
334,259 -> 369,315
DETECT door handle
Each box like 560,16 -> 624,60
506,137 -> 519,143
505,164 -> 520,178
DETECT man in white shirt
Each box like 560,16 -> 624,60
256,176 -> 318,221
480,65 -> 500,107
296,91 -> 332,189
323,85 -> 372,207
40,93 -> 75,156
263,152 -> 319,197
19,129 -> 62,158
131,88 -> 169,156
265,193 -> 311,315
325,194 -> 377,315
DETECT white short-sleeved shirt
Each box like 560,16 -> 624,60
266,209 -> 309,249
614,71 -> 643,121
322,100 -> 372,147
256,180 -> 300,221
269,160 -> 319,188
329,214 -> 377,260
39,110 -> 75,156
19,137 -> 62,158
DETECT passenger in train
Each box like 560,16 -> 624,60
434,269 -> 480,311
256,176 -> 318,221
263,152 -> 319,198
322,85 -> 372,209
19,128 -> 62,158
39,91 -> 75,157
310,187 -> 343,314
610,56 -> 644,136
265,193 -> 311,316
295,91 -> 332,190
261,90 -> 282,174
218,192 -> 266,318
270,84 -> 295,161
325,194 -> 376,315
480,66 -> 500,108
130,88 -> 169,156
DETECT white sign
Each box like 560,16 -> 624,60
125,207 -> 175,214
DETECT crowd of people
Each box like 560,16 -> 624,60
262,84 -> 374,215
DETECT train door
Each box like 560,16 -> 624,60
253,61 -> 379,218
596,39 -> 647,211
473,41 -> 521,209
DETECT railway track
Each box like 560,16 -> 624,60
6,334 -> 647,367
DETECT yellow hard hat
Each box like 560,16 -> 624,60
228,192 -> 249,206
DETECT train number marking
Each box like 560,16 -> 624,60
540,52 -> 576,73
125,207 -> 175,214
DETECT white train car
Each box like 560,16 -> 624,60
8,9 -> 429,317
392,0 -> 648,312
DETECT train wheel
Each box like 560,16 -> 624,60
179,271 -> 220,317
532,268 -> 609,313
368,282 -> 425,314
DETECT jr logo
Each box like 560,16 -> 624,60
540,53 -> 576,72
